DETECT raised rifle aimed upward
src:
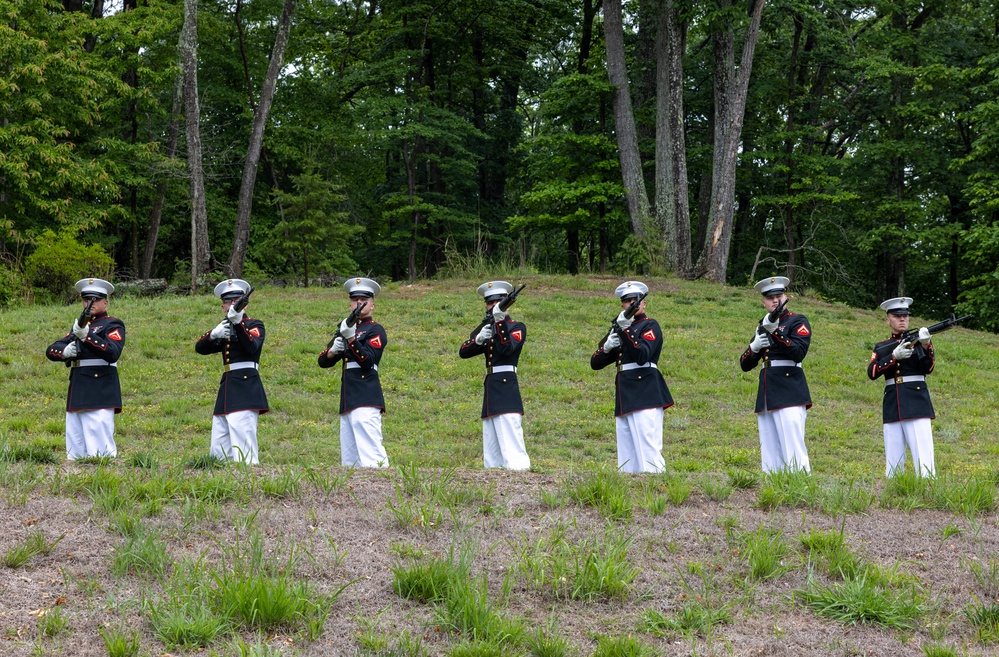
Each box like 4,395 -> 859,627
327,299 -> 368,349
228,286 -> 254,321
873,313 -> 971,358
598,292 -> 648,349
757,297 -> 788,336
476,284 -> 527,331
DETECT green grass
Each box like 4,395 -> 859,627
3,530 -> 63,568
1,276 -> 995,474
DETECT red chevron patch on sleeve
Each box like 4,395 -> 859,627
369,335 -> 383,349
248,327 -> 262,338
795,324 -> 810,336
511,330 -> 523,342
642,329 -> 655,341
108,329 -> 123,341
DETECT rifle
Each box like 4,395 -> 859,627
756,297 -> 788,339
228,286 -> 254,321
327,299 -> 369,349
873,313 -> 972,358
66,298 -> 96,367
475,284 -> 527,333
598,292 -> 648,349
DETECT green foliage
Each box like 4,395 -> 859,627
965,600 -> 999,643
641,603 -> 732,639
0,262 -> 29,309
563,468 -> 633,520
590,634 -> 652,657
23,231 -> 114,299
3,530 -> 63,568
796,572 -> 929,630
36,606 -> 69,638
98,625 -> 141,657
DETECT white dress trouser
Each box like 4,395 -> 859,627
616,408 -> 665,473
340,407 -> 389,468
211,410 -> 260,464
483,413 -> 531,470
884,419 -> 935,477
65,410 -> 116,459
757,406 -> 810,473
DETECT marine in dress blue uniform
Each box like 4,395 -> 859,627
458,281 -> 531,470
867,297 -> 936,477
318,277 -> 390,468
45,278 -> 124,459
195,279 -> 268,464
739,276 -> 812,473
590,281 -> 673,473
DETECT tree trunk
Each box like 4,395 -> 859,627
181,0 -> 210,291
142,73 -> 182,279
226,0 -> 298,277
603,0 -> 652,239
697,0 -> 767,284
655,0 -> 691,276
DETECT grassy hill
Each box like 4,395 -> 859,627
1,275 -> 996,475
1,276 -> 999,657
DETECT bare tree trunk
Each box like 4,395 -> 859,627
655,0 -> 691,276
695,0 -> 766,284
142,74 -> 183,279
181,0 -> 210,291
603,0 -> 652,239
226,0 -> 298,277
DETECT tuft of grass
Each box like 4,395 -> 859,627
3,530 -> 63,568
641,603 -> 731,638
111,528 -> 170,579
125,451 -> 158,469
0,443 -> 58,464
75,454 -> 116,466
743,526 -> 792,580
756,468 -> 819,510
965,552 -> 999,599
260,466 -> 303,499
98,625 -> 140,657
796,572 -> 928,630
591,634 -> 652,657
920,644 -> 959,657
700,475 -> 732,502
507,521 -> 638,601
392,542 -> 472,603
727,468 -> 759,490
564,469 -> 633,520
187,453 -> 227,470
36,606 -> 69,637
965,600 -> 999,642
437,577 -> 523,646
525,614 -> 573,657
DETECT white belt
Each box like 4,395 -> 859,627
345,362 -> 378,371
224,362 -> 258,372
72,359 -> 116,368
617,362 -> 658,372
487,365 -> 516,374
886,375 -> 925,387
764,359 -> 801,368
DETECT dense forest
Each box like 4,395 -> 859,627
1,0 -> 998,326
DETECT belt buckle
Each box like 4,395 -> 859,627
486,366 -> 493,375
894,376 -> 903,385
224,364 -> 231,373
763,360 -> 771,368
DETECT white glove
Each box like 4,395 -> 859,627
72,319 -> 88,340
329,336 -> 346,354
227,305 -> 245,324
761,313 -> 779,333
616,311 -> 634,329
918,327 -> 931,345
62,342 -> 79,359
339,318 -> 356,341
749,331 -> 772,353
603,331 -> 621,351
491,304 -> 508,321
474,323 -> 494,345
892,342 -> 914,361
210,320 -> 232,341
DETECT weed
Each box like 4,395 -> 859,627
966,600 -> 999,642
261,466 -> 303,499
756,469 -> 818,510
525,613 -> 573,657
664,473 -> 692,506
438,576 -> 522,645
112,528 -> 170,579
920,644 -> 959,657
965,552 -> 999,599
98,625 -> 140,657
232,635 -> 284,656
701,475 -> 732,502
727,468 -> 759,490
304,465 -> 352,496
591,634 -> 651,657
36,607 -> 68,637
125,451 -> 158,469
796,572 -> 928,629
3,531 -> 63,568
0,443 -> 58,464
742,526 -> 792,580
641,602 -> 731,638
392,542 -> 472,603
939,523 -> 963,541
187,453 -> 227,470
75,454 -> 115,466
564,469 -> 633,520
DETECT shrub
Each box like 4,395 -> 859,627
24,231 -> 114,300
0,263 -> 29,308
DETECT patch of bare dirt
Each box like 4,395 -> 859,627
0,467 -> 995,656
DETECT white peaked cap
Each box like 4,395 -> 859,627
477,281 -> 513,300
74,278 -> 114,298
214,279 -> 251,299
344,277 -> 381,297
